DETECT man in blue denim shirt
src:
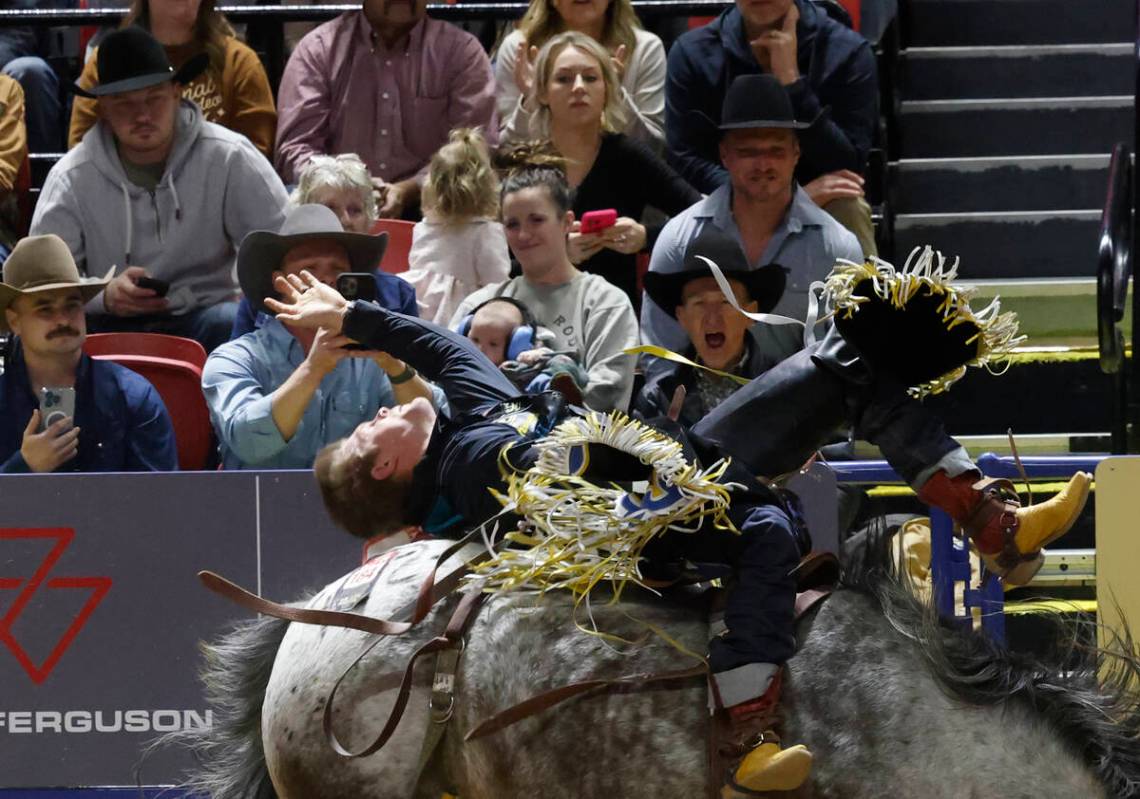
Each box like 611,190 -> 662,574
202,205 -> 444,470
0,234 -> 176,473
666,0 -> 878,255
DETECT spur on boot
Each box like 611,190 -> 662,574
918,470 -> 1092,585
717,669 -> 812,796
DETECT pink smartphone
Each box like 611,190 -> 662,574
580,209 -> 618,234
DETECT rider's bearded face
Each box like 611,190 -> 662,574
675,277 -> 757,371
342,396 -> 437,481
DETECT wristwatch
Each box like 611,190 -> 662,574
389,364 -> 417,384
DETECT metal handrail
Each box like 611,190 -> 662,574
1097,143 -> 1132,378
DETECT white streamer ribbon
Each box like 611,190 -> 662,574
693,254 -> 828,350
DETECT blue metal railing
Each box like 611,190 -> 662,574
830,454 -> 1104,642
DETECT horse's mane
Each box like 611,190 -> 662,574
841,519 -> 1140,798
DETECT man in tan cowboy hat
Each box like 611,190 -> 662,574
29,26 -> 288,354
0,234 -> 176,473
201,204 -> 445,470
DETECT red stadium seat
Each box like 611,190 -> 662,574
85,332 -> 207,367
369,218 -> 415,274
82,333 -> 213,470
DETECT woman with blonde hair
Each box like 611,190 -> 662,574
289,153 -> 377,234
514,32 -> 699,307
401,127 -> 511,325
69,0 -> 276,157
495,0 -> 665,144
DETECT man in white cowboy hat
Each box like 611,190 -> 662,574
201,205 -> 445,470
642,74 -> 861,359
29,26 -> 288,354
0,234 -> 176,473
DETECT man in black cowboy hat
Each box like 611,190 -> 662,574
0,234 -> 176,473
666,0 -> 877,255
30,26 -> 288,354
201,204 -> 444,470
642,74 -> 862,358
637,229 -> 798,427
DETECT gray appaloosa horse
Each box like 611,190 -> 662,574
181,526 -> 1140,799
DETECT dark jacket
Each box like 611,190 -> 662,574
0,339 -> 178,473
635,325 -> 804,427
665,0 -> 878,194
342,302 -> 786,537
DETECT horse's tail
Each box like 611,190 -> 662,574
176,612 -> 290,799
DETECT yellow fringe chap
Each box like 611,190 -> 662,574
470,411 -> 739,604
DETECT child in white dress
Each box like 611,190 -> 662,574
401,128 -> 511,325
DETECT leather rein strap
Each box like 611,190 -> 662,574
198,530 -> 492,762
325,584 -> 486,758
465,662 -> 709,741
197,529 -> 489,638
466,584 -> 835,745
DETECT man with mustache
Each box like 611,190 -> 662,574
641,74 -> 861,356
0,234 -> 176,473
274,0 -> 497,218
30,27 -> 288,354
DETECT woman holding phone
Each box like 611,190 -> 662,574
509,31 -> 700,308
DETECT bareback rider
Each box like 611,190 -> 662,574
268,247 -> 1089,794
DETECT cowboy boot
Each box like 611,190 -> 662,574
917,470 -> 1092,585
716,669 -> 812,797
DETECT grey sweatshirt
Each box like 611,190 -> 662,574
452,272 -> 640,412
31,101 -> 288,316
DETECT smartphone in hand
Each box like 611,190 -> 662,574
579,209 -> 618,235
39,386 -> 76,431
336,272 -> 378,304
134,276 -> 170,297
335,273 -> 379,350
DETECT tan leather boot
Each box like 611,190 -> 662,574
716,670 -> 812,796
918,470 -> 1091,585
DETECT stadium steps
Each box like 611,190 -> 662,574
889,0 -> 1132,446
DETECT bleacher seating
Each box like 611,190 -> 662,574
82,333 -> 214,470
370,218 -> 415,274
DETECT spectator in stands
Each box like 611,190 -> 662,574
666,0 -> 878,257
642,74 -> 861,355
274,0 -> 497,218
290,152 -> 377,234
0,0 -> 65,153
230,153 -> 416,338
508,33 -> 700,308
495,0 -> 665,145
0,234 -> 177,472
635,230 -> 796,427
31,27 -> 288,354
203,204 -> 444,469
401,127 -> 510,325
0,75 -> 28,262
452,148 -> 638,412
457,296 -> 588,403
70,0 -> 277,157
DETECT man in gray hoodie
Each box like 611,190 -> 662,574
30,27 -> 288,353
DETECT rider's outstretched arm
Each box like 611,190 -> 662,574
343,301 -> 520,417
